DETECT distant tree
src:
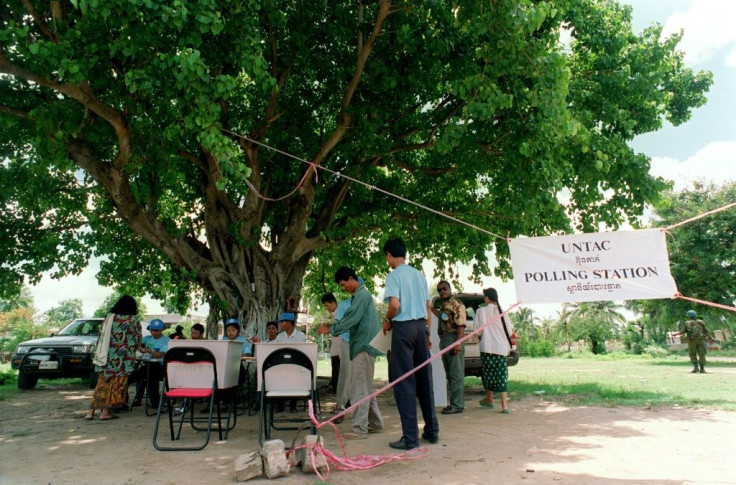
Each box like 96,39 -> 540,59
0,286 -> 34,312
568,301 -> 626,354
93,292 -> 147,318
556,304 -> 575,352
0,307 -> 45,352
511,307 -> 537,340
43,299 -> 84,329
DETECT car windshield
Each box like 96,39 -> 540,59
58,319 -> 102,337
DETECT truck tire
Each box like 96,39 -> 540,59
88,371 -> 99,389
17,371 -> 39,390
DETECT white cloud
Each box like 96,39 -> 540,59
725,47 -> 736,67
661,0 -> 736,66
649,141 -> 736,191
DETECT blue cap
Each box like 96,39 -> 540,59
278,312 -> 296,322
224,318 -> 240,329
686,310 -> 697,318
148,319 -> 164,331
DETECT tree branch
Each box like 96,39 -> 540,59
21,0 -> 59,43
0,54 -> 133,169
0,105 -> 30,119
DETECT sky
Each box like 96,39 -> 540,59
26,0 -> 736,319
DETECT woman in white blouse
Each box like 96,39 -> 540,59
474,287 -> 513,413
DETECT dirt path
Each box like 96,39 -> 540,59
1,381 -> 734,485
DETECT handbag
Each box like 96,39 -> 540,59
500,312 -> 520,367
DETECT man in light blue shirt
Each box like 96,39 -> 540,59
130,319 -> 169,409
381,237 -> 439,450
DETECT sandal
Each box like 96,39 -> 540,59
342,431 -> 367,440
99,414 -> 120,421
83,414 -> 94,421
479,399 -> 495,408
501,408 -> 510,414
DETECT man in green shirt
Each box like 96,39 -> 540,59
317,266 -> 384,439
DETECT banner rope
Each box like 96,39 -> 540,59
290,302 -> 521,480
222,129 -> 508,242
675,293 -> 736,313
663,202 -> 736,231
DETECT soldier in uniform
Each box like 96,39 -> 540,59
675,310 -> 715,373
432,281 -> 467,414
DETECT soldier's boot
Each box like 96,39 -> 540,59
699,365 -> 706,373
691,363 -> 699,373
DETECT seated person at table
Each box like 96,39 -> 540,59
169,324 -> 187,340
129,319 -> 169,409
190,323 -> 206,340
221,318 -> 251,388
274,313 -> 307,343
221,318 -> 253,356
251,321 -> 279,343
271,313 -> 307,412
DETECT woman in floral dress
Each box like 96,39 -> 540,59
84,295 -> 141,421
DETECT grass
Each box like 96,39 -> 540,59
4,354 -> 735,411
465,354 -> 736,410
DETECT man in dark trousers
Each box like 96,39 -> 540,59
433,280 -> 467,414
381,237 -> 439,450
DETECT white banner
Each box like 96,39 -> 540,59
509,229 -> 678,304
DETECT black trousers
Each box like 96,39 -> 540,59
390,319 -> 439,445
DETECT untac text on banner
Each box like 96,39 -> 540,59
509,229 -> 678,304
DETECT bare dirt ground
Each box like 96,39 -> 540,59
1,379 -> 735,485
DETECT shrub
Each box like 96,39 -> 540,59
643,344 -> 670,358
0,367 -> 17,386
522,339 -> 557,357
721,337 -> 736,350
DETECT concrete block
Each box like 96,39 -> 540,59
261,439 -> 290,479
299,435 -> 328,475
234,450 -> 263,482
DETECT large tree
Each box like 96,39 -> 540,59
0,0 -> 711,332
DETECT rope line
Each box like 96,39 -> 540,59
222,129 -> 508,242
291,302 -> 521,479
675,293 -> 736,313
664,202 -> 736,231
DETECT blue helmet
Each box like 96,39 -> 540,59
686,310 -> 697,318
147,319 -> 165,331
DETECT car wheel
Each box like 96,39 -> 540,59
17,371 -> 39,390
88,371 -> 99,389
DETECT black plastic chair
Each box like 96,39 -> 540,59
257,347 -> 317,445
152,347 -> 234,451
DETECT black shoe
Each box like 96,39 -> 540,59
421,432 -> 438,444
441,407 -> 463,415
389,437 -> 419,450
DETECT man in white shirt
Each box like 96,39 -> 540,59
274,313 -> 306,343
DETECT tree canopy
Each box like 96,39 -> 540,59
0,0 -> 711,330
